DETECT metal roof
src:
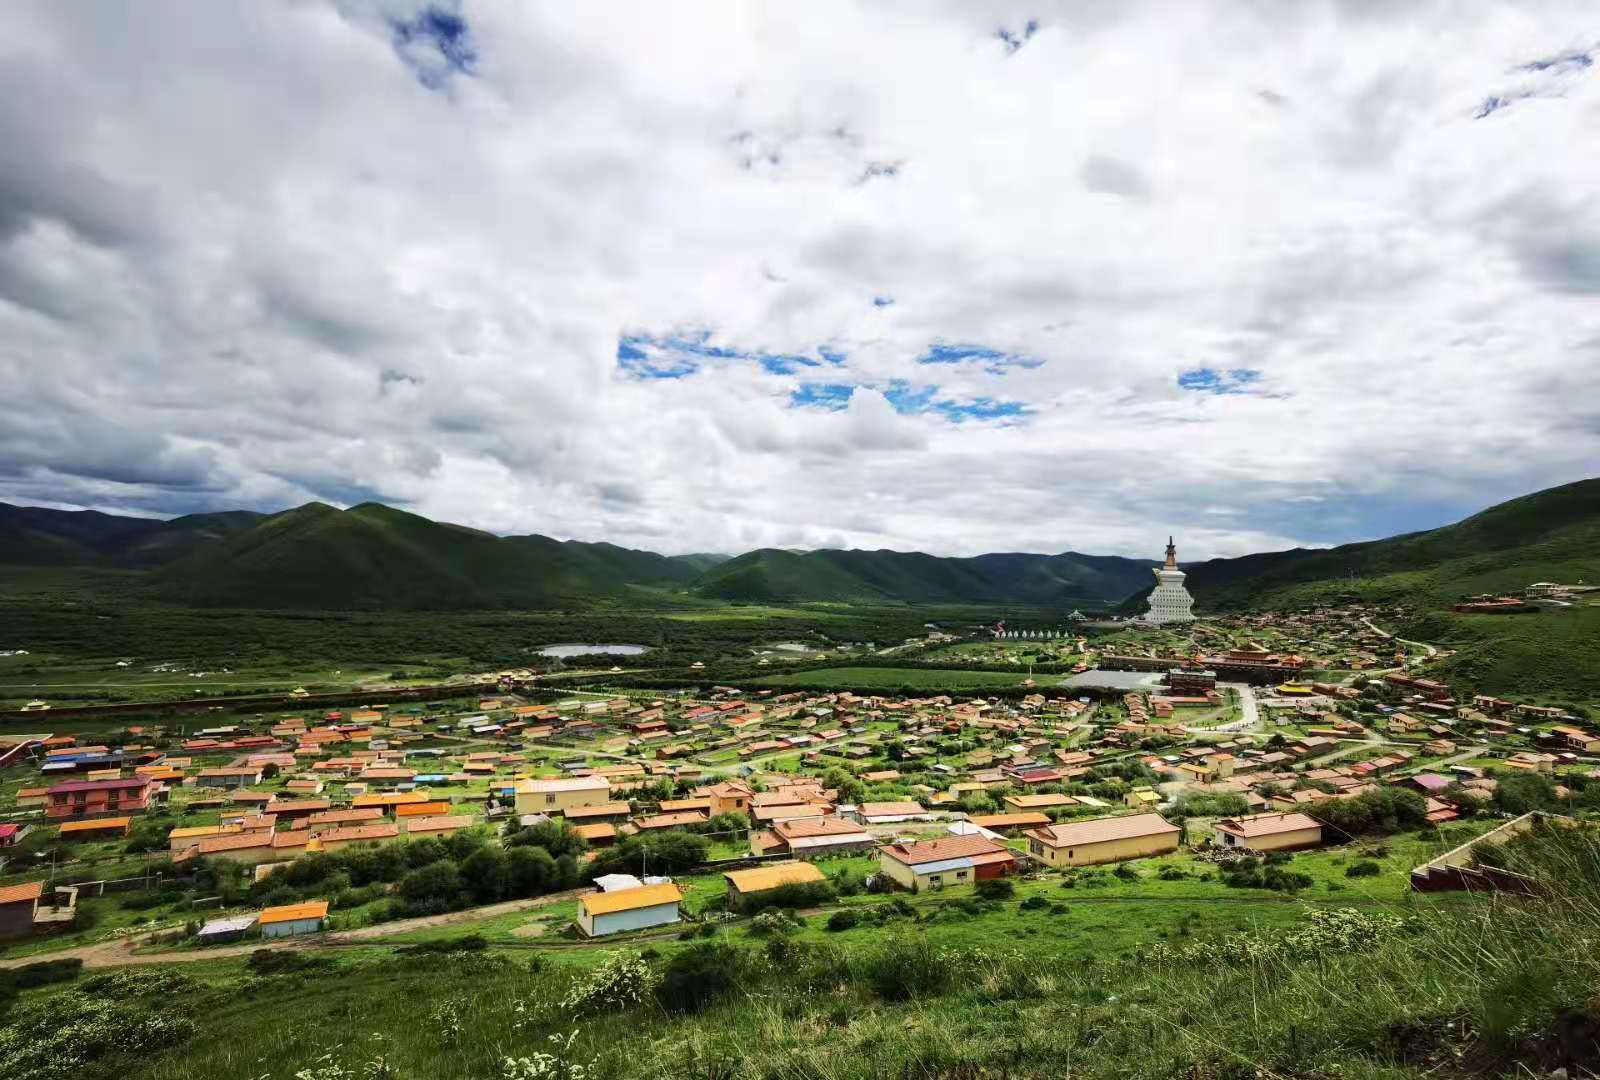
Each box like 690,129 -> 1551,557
908,856 -> 977,875
198,914 -> 258,935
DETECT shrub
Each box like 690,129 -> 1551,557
974,878 -> 1014,900
1113,863 -> 1140,881
394,935 -> 488,955
1311,787 -> 1427,837
587,831 -> 708,878
852,936 -> 956,1002
562,951 -> 656,1014
826,909 -> 861,932
0,983 -> 197,1080
247,949 -> 330,976
1018,896 -> 1050,911
733,880 -> 834,913
656,941 -> 750,1014
748,911 -> 798,937
1345,860 -> 1382,878
0,958 -> 82,1015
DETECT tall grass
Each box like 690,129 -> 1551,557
83,822 -> 1600,1079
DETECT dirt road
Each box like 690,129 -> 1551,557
0,889 -> 590,970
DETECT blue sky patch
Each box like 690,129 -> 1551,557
392,4 -> 477,90
872,295 -> 895,308
618,330 -> 824,379
933,397 -> 1027,422
884,380 -> 1027,422
1520,47 -> 1593,75
918,341 -> 1042,373
1177,367 -> 1265,395
997,19 -> 1040,54
789,383 -> 855,409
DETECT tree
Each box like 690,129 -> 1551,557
1494,773 -> 1557,816
459,846 -> 508,904
588,830 -> 708,878
1311,788 -> 1426,838
507,818 -> 588,859
399,859 -> 463,909
504,845 -> 559,897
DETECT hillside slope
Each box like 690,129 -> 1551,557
1122,477 -> 1600,613
0,503 -> 263,566
695,547 -> 1155,606
149,503 -> 721,610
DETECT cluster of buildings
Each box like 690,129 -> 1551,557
4,611 -> 1599,946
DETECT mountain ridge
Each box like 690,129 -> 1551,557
3,476 -> 1597,612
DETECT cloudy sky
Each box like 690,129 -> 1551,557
2,2 -> 1597,560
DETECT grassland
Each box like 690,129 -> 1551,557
753,665 -> 1040,690
9,818 -> 1583,1080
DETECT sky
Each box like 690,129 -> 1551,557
1,2 -> 1598,560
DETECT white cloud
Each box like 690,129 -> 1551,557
0,1 -> 1597,559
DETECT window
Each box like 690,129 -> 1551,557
545,794 -> 556,805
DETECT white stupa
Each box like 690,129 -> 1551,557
1144,537 -> 1195,625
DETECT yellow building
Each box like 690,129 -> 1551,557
1123,788 -> 1162,810
1214,812 -> 1322,852
1024,813 -> 1181,867
514,775 -> 612,815
703,782 -> 753,816
723,861 -> 826,909
167,823 -> 244,852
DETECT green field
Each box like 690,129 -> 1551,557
9,819 -> 1589,1080
755,665 -> 1040,690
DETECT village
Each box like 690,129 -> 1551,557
1,603 -> 1597,958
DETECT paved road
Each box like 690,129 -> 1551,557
0,889 -> 589,970
1224,682 -> 1259,730
1361,617 -> 1438,663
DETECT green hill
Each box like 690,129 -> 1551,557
149,502 -> 723,610
0,503 -> 263,566
694,547 -> 1155,606
1118,477 -> 1600,614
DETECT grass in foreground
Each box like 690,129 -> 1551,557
5,821 -> 1593,1079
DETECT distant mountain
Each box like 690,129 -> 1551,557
1119,477 -> 1600,613
5,477 -> 1596,615
0,502 -> 263,567
149,502 -> 727,610
693,547 -> 1156,606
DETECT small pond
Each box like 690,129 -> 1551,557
537,643 -> 649,658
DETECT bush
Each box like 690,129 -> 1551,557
1113,863 -> 1140,881
852,936 -> 956,1001
587,831 -> 708,878
0,958 -> 82,1015
1221,865 -> 1314,892
1311,787 -> 1427,837
973,878 -> 1015,900
826,909 -> 861,932
1345,860 -> 1382,878
394,935 -> 488,955
655,941 -> 749,1014
0,986 -> 196,1080
748,911 -> 799,937
398,859 -> 463,910
247,949 -> 331,976
562,950 -> 656,1014
1018,895 -> 1050,911
733,880 -> 834,913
